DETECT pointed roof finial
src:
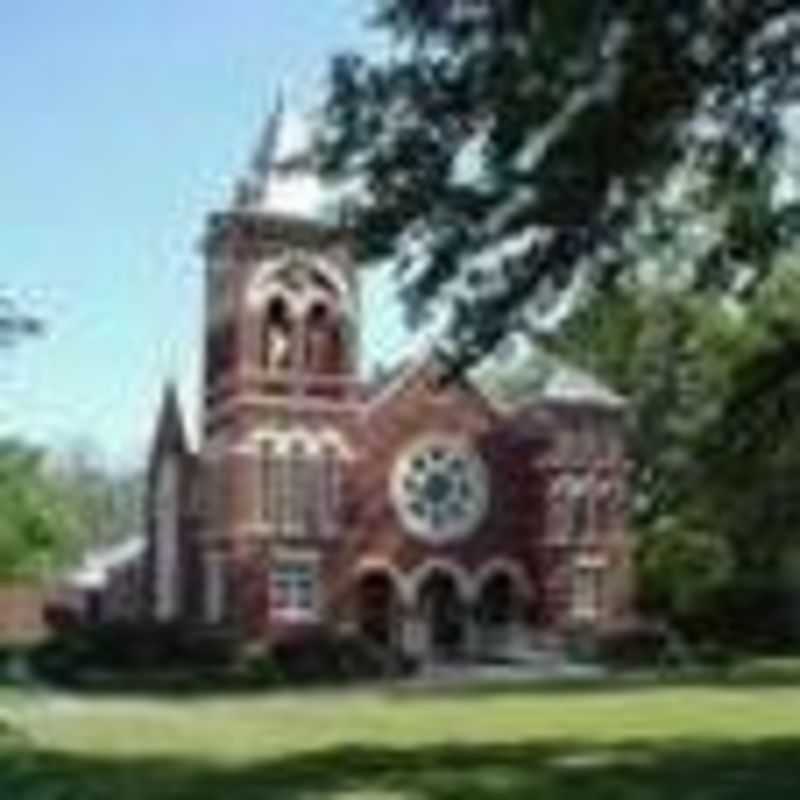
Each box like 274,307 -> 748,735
234,89 -> 285,211
252,89 -> 284,180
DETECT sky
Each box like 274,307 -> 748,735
0,1 -> 409,470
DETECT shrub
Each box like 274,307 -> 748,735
269,629 -> 415,684
30,622 -> 240,685
597,622 -> 682,670
30,622 -> 417,689
241,652 -> 282,688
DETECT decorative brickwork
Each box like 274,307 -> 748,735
134,104 -> 633,659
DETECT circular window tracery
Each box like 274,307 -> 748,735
391,437 -> 489,544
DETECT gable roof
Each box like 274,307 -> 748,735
367,330 -> 624,417
66,537 -> 145,590
466,331 -> 625,413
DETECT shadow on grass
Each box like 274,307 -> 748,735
23,657 -> 800,703
3,737 -> 800,799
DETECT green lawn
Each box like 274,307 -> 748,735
3,664 -> 800,799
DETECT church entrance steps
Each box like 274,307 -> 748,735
403,658 -> 608,690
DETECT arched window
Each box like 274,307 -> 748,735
305,302 -> 341,374
262,296 -> 293,371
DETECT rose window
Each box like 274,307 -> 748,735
391,437 -> 488,543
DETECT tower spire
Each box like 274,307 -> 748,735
234,90 -> 285,211
152,380 -> 187,459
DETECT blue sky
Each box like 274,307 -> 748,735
0,1 -> 408,469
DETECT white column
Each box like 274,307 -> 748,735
155,460 -> 179,622
401,609 -> 426,659
204,552 -> 225,625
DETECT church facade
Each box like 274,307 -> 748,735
141,108 -> 633,661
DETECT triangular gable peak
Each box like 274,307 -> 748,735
364,342 -> 500,425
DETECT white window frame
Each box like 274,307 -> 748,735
269,561 -> 319,621
571,565 -> 603,622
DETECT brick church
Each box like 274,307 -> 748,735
139,103 -> 633,661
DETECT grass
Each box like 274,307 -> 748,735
3,661 -> 800,798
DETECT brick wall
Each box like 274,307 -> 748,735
0,582 -> 48,643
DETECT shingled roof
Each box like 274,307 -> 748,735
467,331 -> 625,413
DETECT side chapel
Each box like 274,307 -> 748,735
141,103 -> 633,661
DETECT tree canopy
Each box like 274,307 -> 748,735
319,0 -> 800,363
550,264 -> 800,641
0,441 -> 77,580
0,439 -> 143,581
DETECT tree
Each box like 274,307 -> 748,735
550,265 -> 800,644
319,0 -> 800,365
638,516 -> 733,635
49,443 -> 144,552
553,281 -> 738,527
0,440 -> 80,580
696,264 -> 800,572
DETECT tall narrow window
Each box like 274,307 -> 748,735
261,442 -> 279,529
594,480 -> 616,534
567,477 -> 590,544
262,297 -> 293,372
305,303 -> 328,373
318,445 -> 340,537
571,566 -> 602,621
286,441 -> 308,537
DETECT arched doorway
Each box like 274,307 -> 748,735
418,570 -> 466,662
476,572 -> 516,659
356,572 -> 400,649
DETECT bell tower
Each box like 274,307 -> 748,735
202,98 -> 358,411
198,98 -> 359,639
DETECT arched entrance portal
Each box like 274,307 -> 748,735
418,570 -> 466,661
474,565 -> 531,660
356,572 -> 401,649
476,572 -> 515,658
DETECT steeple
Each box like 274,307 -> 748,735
152,381 -> 187,459
233,91 -> 285,212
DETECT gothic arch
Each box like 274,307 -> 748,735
354,558 -> 412,605
408,559 -> 472,606
473,558 -> 534,603
247,253 -> 353,316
